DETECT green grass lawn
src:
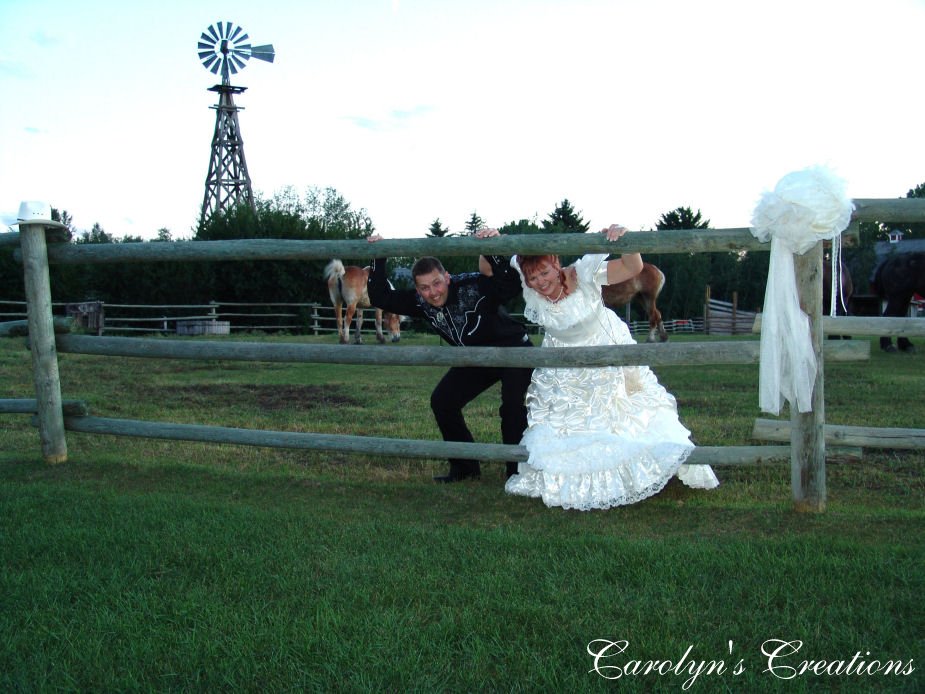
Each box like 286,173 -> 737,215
1,333 -> 922,692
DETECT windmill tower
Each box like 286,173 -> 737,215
198,22 -> 274,225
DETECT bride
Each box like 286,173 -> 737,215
477,224 -> 719,510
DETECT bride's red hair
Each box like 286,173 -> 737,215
516,254 -> 560,277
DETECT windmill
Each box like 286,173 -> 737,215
198,21 -> 274,226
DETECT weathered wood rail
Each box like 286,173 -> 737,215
50,333 -> 866,367
753,419 -> 925,450
753,314 -> 925,337
59,414 -> 791,465
5,196 -> 925,512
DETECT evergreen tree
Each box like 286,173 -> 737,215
651,207 -> 713,320
500,218 -> 541,235
542,198 -> 589,234
464,212 -> 484,234
901,182 -> 925,239
427,218 -> 448,238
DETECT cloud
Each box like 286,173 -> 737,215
29,30 -> 60,48
0,58 -> 30,78
343,104 -> 433,132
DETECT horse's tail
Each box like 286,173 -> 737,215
324,259 -> 346,282
650,264 -> 666,295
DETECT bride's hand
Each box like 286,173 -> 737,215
474,227 -> 500,239
601,224 -> 629,242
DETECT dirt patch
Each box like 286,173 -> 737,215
167,384 -> 360,411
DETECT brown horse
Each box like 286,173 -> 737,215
601,262 -> 668,343
324,260 -> 401,344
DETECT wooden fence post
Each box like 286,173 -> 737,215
20,222 -> 68,463
791,242 -> 825,511
704,285 -> 711,334
732,291 -> 738,334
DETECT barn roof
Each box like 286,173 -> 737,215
874,238 -> 925,260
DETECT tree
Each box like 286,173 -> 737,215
651,207 -> 716,320
195,187 -> 376,305
77,223 -> 115,245
901,182 -> 925,239
542,198 -> 589,234
464,212 -> 484,235
428,218 -> 448,238
500,218 -> 540,236
656,207 -> 709,231
51,208 -> 75,236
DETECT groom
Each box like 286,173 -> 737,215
366,231 -> 532,483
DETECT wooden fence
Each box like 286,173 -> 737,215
704,290 -> 758,336
0,299 -> 703,339
4,197 -> 925,512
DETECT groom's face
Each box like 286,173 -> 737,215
414,269 -> 452,308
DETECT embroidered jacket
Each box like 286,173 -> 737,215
367,255 -> 530,347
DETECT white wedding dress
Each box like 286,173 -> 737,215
506,254 -> 719,510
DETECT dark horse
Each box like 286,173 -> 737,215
601,262 -> 668,342
870,252 -> 925,353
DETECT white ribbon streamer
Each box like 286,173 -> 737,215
750,167 -> 854,415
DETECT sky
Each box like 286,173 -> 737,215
3,0 -> 925,240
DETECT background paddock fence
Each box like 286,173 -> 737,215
704,289 -> 757,336
5,197 -> 925,512
1,298 -> 705,338
2,299 -> 382,337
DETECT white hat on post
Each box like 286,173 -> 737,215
14,201 -> 68,230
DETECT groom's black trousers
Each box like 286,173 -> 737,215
430,364 -> 533,479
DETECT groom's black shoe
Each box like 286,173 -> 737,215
505,462 -> 518,480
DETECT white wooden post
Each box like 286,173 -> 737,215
20,221 -> 68,463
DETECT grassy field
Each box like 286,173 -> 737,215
1,331 -> 923,692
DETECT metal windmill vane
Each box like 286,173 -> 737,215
198,21 -> 275,85
198,21 -> 275,226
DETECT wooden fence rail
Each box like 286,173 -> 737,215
753,314 -> 925,337
60,414 -> 791,466
6,196 -> 925,512
50,333 -> 868,368
2,299 -> 704,338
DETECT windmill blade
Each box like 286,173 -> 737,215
230,54 -> 248,72
200,54 -> 219,72
249,44 -> 275,63
198,23 -> 274,77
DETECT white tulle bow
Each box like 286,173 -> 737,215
750,167 -> 854,415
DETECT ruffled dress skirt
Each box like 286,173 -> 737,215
505,361 -> 717,510
505,255 -> 718,510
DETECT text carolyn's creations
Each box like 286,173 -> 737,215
587,639 -> 915,690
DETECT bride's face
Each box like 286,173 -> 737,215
525,259 -> 562,299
